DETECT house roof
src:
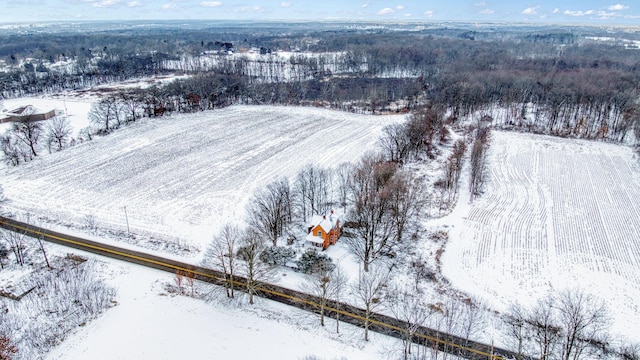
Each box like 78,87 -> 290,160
0,105 -> 57,123
305,233 -> 325,244
310,212 -> 341,231
8,105 -> 40,116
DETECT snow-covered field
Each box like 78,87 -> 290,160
2,105 -> 401,256
46,259 -> 395,360
441,131 -> 640,342
5,95 -> 640,356
1,102 -> 404,359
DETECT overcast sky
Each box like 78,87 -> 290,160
2,0 -> 639,24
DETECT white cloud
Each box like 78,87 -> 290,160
474,2 -> 486,6
564,9 -> 616,17
395,5 -> 404,10
280,2 -> 292,8
201,1 -> 222,7
361,1 -> 369,8
552,8 -> 559,13
608,4 -> 629,11
127,1 -> 140,7
479,8 -> 494,14
93,0 -> 121,8
424,10 -> 434,17
564,9 -> 586,16
239,5 -> 263,12
521,6 -> 539,15
377,7 -> 394,15
161,3 -> 176,10
404,12 -> 411,17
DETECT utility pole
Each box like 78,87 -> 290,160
123,206 -> 130,235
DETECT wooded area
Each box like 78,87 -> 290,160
1,22 -> 639,145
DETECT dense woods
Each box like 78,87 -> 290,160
1,22 -> 639,145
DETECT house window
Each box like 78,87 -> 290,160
317,231 -> 322,237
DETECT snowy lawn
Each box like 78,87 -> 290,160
1,105 -> 402,257
45,259 -> 397,360
440,131 -> 640,342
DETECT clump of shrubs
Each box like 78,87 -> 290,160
259,246 -> 296,266
296,248 -> 335,275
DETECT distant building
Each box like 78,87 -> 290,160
305,210 -> 342,250
0,105 -> 56,124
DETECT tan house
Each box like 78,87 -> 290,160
306,210 -> 342,250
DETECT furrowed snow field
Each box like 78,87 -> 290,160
441,131 -> 640,341
1,104 -> 404,359
1,105 -> 401,254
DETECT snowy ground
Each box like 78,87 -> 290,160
5,93 -> 640,356
1,101 -> 405,359
45,257 -> 396,360
2,105 -> 401,258
440,131 -> 640,342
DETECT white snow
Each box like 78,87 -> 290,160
440,131 -> 640,342
5,91 -> 640,357
0,97 -> 92,137
2,105 -> 402,258
1,101 -> 405,360
45,259 -> 395,360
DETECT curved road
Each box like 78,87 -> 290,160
0,215 -> 524,360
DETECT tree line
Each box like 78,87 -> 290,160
3,23 -> 638,143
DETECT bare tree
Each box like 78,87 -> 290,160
352,264 -> 390,341
469,127 -> 490,201
119,90 -> 144,122
460,298 -> 486,344
406,105 -> 445,157
46,116 -> 72,151
247,178 -> 292,246
344,153 -> 398,271
333,162 -> 351,214
618,340 -> 640,360
504,303 -> 529,360
329,265 -> 348,334
303,269 -> 332,327
387,170 -> 425,243
237,229 -> 273,305
88,96 -> 119,133
11,120 -> 42,157
35,235 -> 51,269
443,139 -> 466,201
557,289 -> 610,360
379,122 -> 411,163
529,295 -> 562,360
0,229 -> 28,266
386,284 -> 432,359
1,134 -> 23,165
294,165 -> 332,222
301,264 -> 347,329
205,224 -> 240,298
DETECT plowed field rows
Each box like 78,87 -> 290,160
1,105 -> 400,248
443,131 -> 640,338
